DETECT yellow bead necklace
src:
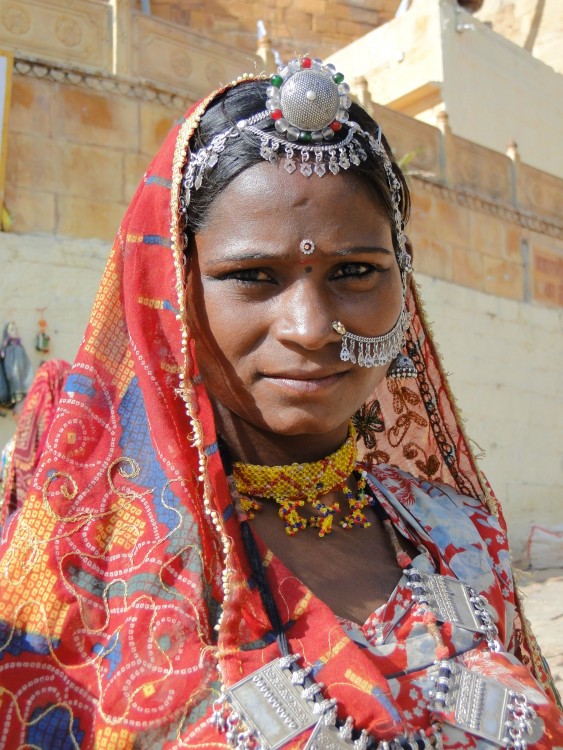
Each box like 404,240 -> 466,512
232,422 -> 372,537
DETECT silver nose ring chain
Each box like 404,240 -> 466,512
331,300 -> 411,368
296,237 -> 412,369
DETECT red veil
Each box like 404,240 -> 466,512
0,80 -> 557,747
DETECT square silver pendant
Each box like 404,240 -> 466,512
223,658 -> 319,750
444,664 -> 542,746
420,574 -> 481,632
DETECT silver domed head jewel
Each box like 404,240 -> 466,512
266,56 -> 351,143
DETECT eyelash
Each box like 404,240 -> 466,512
221,263 -> 383,285
222,269 -> 274,285
330,262 -> 382,279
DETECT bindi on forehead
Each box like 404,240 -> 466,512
298,238 -> 320,269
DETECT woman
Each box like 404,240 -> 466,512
0,59 -> 560,749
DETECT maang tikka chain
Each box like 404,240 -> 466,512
181,56 -> 410,262
181,55 -> 411,268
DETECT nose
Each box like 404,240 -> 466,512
272,279 -> 337,351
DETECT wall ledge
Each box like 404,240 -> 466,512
414,176 -> 563,240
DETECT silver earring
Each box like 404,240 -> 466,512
332,304 -> 410,368
386,353 -> 417,380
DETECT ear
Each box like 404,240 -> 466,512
404,235 -> 414,265
185,233 -> 197,268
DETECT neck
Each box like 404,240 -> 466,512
213,404 -> 351,466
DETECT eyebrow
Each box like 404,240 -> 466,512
206,246 -> 393,265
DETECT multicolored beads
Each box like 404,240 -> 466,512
339,470 -> 371,529
233,423 -> 374,537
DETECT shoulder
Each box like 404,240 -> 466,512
363,463 -> 514,595
364,463 -> 504,536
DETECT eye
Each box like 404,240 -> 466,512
331,262 -> 382,279
220,268 -> 276,285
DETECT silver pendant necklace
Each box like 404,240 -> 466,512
211,478 -> 541,750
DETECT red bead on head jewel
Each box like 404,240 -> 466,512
301,57 -> 312,68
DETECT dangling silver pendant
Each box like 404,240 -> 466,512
429,662 -> 543,748
386,353 -> 417,380
213,656 -> 326,750
303,716 -> 361,750
213,654 -> 443,750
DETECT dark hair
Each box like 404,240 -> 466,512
182,80 -> 410,253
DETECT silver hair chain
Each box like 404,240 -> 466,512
180,114 -> 411,275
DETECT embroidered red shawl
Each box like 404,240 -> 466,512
0,81 -> 559,749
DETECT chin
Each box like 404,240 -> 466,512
254,405 -> 353,438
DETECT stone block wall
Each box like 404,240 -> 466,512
142,0 -> 397,61
409,182 -> 562,308
418,273 -> 562,561
5,72 -> 181,240
0,232 -> 108,439
135,0 -> 563,76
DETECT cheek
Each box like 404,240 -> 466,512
351,272 -> 404,338
202,289 -> 259,362
191,284 -> 267,400
354,363 -> 389,399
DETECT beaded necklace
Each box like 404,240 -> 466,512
232,422 -> 372,537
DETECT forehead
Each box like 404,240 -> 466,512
195,161 -> 391,251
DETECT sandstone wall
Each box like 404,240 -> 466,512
0,233 -> 108,367
5,72 -> 179,240
0,0 -> 260,239
137,0 -> 563,76
476,0 -> 563,74
139,0 -> 398,61
417,274 -> 562,562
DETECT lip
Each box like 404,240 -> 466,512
260,370 -> 349,393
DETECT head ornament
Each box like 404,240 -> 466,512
266,56 -> 351,140
181,56 -> 412,276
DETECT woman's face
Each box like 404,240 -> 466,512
187,161 -> 403,442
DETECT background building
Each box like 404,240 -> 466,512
0,0 -> 561,561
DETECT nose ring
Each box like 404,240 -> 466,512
331,308 -> 410,368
